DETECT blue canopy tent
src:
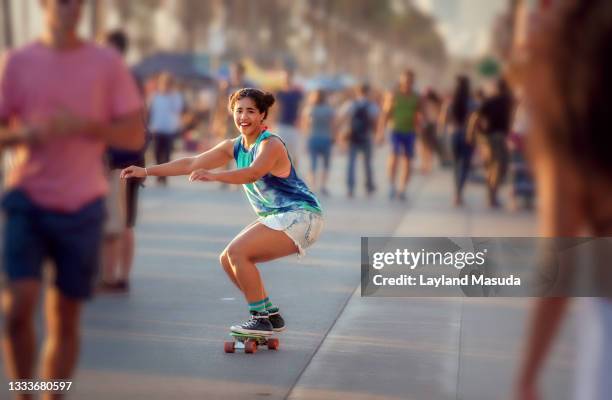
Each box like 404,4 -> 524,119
133,52 -> 216,86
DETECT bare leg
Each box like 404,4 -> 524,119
398,155 -> 412,194
2,280 -> 41,398
387,154 -> 398,194
225,223 -> 298,303
40,288 -> 82,400
101,236 -> 120,283
421,141 -> 432,174
219,251 -> 243,291
118,228 -> 135,282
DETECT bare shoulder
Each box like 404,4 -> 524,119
220,138 -> 237,154
261,135 -> 286,152
255,135 -> 286,159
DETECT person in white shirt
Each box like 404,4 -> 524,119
148,72 -> 186,185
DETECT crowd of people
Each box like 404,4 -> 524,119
0,0 -> 609,399
142,64 -> 533,212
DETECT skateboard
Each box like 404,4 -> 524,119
224,331 -> 280,354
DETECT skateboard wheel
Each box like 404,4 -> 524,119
224,341 -> 235,353
267,338 -> 279,350
245,340 -> 257,354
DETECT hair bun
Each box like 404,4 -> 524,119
264,92 -> 276,108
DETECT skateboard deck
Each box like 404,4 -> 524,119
224,331 -> 279,353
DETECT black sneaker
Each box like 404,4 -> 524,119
267,308 -> 286,332
230,311 -> 273,336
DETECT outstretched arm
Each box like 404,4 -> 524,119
121,139 -> 234,179
190,137 -> 285,184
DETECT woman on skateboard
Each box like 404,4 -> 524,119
121,88 -> 324,335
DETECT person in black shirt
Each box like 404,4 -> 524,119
473,78 -> 513,207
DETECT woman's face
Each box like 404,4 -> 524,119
233,97 -> 264,136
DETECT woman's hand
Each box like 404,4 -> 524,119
121,166 -> 147,179
189,168 -> 215,182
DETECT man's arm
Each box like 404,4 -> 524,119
88,110 -> 145,150
376,92 -> 393,142
466,112 -> 479,144
414,95 -> 424,134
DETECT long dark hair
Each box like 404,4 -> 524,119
451,75 -> 471,126
524,0 -> 612,180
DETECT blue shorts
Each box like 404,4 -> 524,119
308,136 -> 333,172
2,190 -> 105,300
391,131 -> 416,158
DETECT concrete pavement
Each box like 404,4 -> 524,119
0,147 -> 576,400
288,170 -> 576,400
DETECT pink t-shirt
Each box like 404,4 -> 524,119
0,41 -> 142,212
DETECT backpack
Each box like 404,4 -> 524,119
349,102 -> 372,144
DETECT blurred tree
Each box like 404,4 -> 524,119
101,0 -> 447,85
175,0 -> 213,52
113,0 -> 162,56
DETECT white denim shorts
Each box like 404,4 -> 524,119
259,210 -> 324,257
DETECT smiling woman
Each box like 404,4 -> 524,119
121,87 -> 324,337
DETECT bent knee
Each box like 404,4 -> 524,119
226,245 -> 248,265
219,250 -> 235,270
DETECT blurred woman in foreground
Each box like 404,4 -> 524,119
516,1 -> 612,399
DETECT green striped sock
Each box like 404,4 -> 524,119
248,299 -> 267,313
264,297 -> 275,311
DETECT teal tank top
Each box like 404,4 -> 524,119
233,131 -> 322,217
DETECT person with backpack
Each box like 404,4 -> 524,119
341,83 -> 379,198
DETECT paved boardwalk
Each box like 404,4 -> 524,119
0,148 -> 576,399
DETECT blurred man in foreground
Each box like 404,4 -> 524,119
0,0 -> 143,397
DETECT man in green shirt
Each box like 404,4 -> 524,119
377,69 -> 421,201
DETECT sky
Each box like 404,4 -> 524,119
412,0 -> 508,58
